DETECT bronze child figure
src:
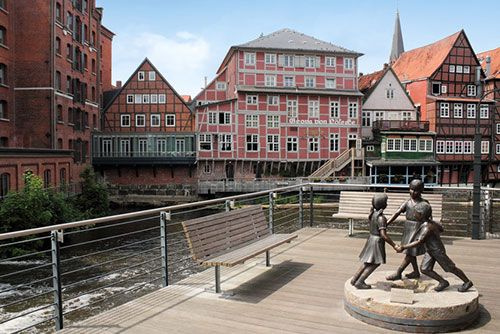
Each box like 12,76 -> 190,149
351,193 -> 400,289
399,201 -> 473,292
386,179 -> 428,281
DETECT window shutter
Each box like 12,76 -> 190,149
316,56 -> 321,68
278,55 -> 284,67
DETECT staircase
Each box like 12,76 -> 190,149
309,148 -> 364,180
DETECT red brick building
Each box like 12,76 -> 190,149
0,0 -> 113,196
94,58 -> 196,188
195,29 -> 363,184
393,30 -> 496,185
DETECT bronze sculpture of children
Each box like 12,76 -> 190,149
351,193 -> 401,289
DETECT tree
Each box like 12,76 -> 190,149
73,167 -> 109,219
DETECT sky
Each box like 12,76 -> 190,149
97,0 -> 499,97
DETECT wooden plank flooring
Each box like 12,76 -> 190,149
61,228 -> 500,333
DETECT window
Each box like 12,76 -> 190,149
220,134 -> 232,151
159,94 -> 166,103
305,56 -> 317,68
148,71 -> 156,81
66,76 -> 71,93
441,85 -> 447,94
216,82 -> 226,90
284,76 -> 295,87
403,138 -> 417,151
203,164 -> 212,174
464,66 -> 470,74
496,144 -> 500,155
446,141 -> 454,154
267,115 -> 279,128
56,71 -> 61,90
330,101 -> 339,118
481,141 -> 489,154
120,114 -> 130,127
432,83 -> 441,95
467,85 -> 476,97
138,71 -> 145,81
387,138 -> 401,151
329,133 -> 339,152
436,141 -> 445,154
120,139 -> 130,156
326,78 -> 336,89
267,135 -> 279,152
43,170 -> 51,188
265,75 -> 276,87
91,59 -> 96,73
57,104 -> 63,122
464,141 -> 472,154
142,94 -> 150,104
325,57 -> 336,67
150,94 -> 158,103
219,112 -> 231,124
66,12 -> 73,30
344,58 -> 353,69
244,52 -> 256,65
0,63 -> 6,85
265,53 -> 276,64
199,134 -> 212,151
497,123 -> 500,135
287,99 -> 298,118
165,114 -> 175,127
287,137 -> 298,152
126,94 -> 134,104
308,100 -> 319,117
208,112 -> 217,124
402,111 -> 412,120
386,89 -> 394,99
456,65 -> 463,73
348,102 -> 358,119
440,102 -> 449,118
480,104 -> 489,119
0,100 -> 6,119
362,111 -> 371,127
135,114 -> 145,127
305,77 -> 315,88
419,139 -> 433,152
68,108 -> 73,124
246,95 -> 258,105
453,103 -> 463,118
134,94 -> 142,104
246,134 -> 259,151
267,95 -> 279,105
56,3 -> 62,22
308,138 -> 319,152
0,172 -> 9,197
455,141 -> 463,154
245,114 -> 258,128
467,104 -> 476,118
449,65 -> 455,73
151,114 -> 160,127
283,55 -> 294,67
138,139 -> 147,155
55,37 -> 61,54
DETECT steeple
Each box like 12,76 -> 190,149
389,10 -> 404,63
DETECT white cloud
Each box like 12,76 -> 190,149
112,31 -> 210,97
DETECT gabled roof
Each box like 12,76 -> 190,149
103,58 -> 191,113
217,28 -> 362,73
477,47 -> 500,80
358,69 -> 385,94
392,31 -> 461,82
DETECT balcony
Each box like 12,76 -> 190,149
373,120 -> 430,132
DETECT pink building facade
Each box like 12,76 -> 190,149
195,29 -> 363,180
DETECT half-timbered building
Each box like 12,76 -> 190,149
93,58 -> 196,189
195,29 -> 363,187
393,30 -> 496,185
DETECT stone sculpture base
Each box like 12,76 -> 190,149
344,271 -> 479,333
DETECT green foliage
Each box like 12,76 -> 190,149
72,167 -> 110,219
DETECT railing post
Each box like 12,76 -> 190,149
160,211 -> 170,287
269,192 -> 274,234
299,187 -> 304,228
225,200 -> 231,212
51,230 -> 63,331
309,185 -> 314,227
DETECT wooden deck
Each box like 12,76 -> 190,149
61,228 -> 500,333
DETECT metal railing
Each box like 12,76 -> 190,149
0,182 -> 497,332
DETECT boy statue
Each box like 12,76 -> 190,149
386,179 -> 427,280
399,201 -> 473,292
351,193 -> 401,289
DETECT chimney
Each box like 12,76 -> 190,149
486,56 -> 491,77
204,76 -> 208,88
359,72 -> 364,77
116,81 -> 122,88
383,63 -> 389,70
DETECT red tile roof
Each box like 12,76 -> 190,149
392,31 -> 461,82
477,47 -> 500,80
181,95 -> 192,102
358,69 -> 385,93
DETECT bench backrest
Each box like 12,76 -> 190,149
338,191 -> 443,222
182,206 -> 270,262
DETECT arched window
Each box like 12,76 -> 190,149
1,173 -> 10,198
43,170 -> 52,188
59,168 -> 66,186
56,71 -> 61,90
57,104 -> 63,122
0,25 -> 6,46
0,100 -> 7,119
56,37 -> 61,55
0,63 -> 7,85
57,138 -> 63,149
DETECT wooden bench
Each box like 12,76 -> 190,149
332,191 -> 443,236
182,206 -> 298,293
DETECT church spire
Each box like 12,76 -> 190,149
389,10 -> 404,63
